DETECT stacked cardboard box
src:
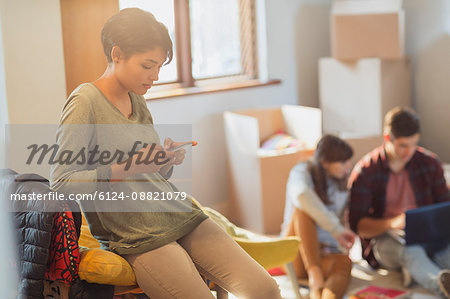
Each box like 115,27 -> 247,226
331,0 -> 404,60
320,58 -> 410,136
319,0 -> 410,141
339,132 -> 384,164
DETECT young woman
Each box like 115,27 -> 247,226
51,8 -> 281,299
281,134 -> 356,299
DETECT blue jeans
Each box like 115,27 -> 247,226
373,233 -> 450,296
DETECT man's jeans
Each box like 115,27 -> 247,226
373,233 -> 450,296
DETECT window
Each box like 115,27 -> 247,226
119,0 -> 258,88
190,0 -> 243,79
60,0 -> 271,99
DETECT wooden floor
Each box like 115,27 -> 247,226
269,243 -> 439,299
268,266 -> 439,299
228,238 -> 440,299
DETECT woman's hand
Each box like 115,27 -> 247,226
138,143 -> 177,172
157,138 -> 188,177
337,228 -> 357,251
111,144 -> 176,181
163,138 -> 187,166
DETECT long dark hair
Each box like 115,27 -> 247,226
307,135 -> 353,205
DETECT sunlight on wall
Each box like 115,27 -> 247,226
446,1 -> 450,33
0,12 -> 7,170
0,11 -> 18,296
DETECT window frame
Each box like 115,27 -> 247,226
140,0 -> 273,99
173,0 -> 194,87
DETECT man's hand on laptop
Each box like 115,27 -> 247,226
390,213 -> 406,230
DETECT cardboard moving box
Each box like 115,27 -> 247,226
319,57 -> 411,136
331,0 -> 405,60
339,133 -> 384,164
224,105 -> 321,234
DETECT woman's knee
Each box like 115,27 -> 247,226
327,254 -> 352,277
337,255 -> 353,273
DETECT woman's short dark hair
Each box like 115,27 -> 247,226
101,8 -> 173,64
384,106 -> 420,139
307,134 -> 353,205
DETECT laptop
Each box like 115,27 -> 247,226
404,201 -> 450,245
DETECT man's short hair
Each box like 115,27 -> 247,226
384,106 -> 420,138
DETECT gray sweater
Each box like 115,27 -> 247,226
50,83 -> 207,255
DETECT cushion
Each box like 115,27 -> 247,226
78,222 -> 101,249
260,131 -> 305,151
202,207 -> 300,269
78,213 -> 136,286
78,248 -> 136,286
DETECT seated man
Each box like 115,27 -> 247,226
348,107 -> 450,298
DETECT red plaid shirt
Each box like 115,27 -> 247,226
348,145 -> 450,267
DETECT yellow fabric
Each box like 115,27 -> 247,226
79,214 -> 101,249
234,237 -> 300,269
202,207 -> 300,270
78,213 -> 136,286
78,248 -> 136,286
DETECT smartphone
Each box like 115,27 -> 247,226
169,141 -> 197,152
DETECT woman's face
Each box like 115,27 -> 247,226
322,159 -> 353,180
114,47 -> 167,95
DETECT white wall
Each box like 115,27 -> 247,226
0,3 -> 7,169
403,0 -> 450,162
294,0 -> 332,108
0,0 -> 66,125
0,9 -> 18,295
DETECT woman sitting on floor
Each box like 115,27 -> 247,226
282,134 -> 356,299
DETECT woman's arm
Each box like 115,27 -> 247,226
357,214 -> 405,239
286,166 -> 345,238
294,188 -> 356,250
295,188 -> 346,238
50,95 -> 105,193
50,93 -> 175,193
